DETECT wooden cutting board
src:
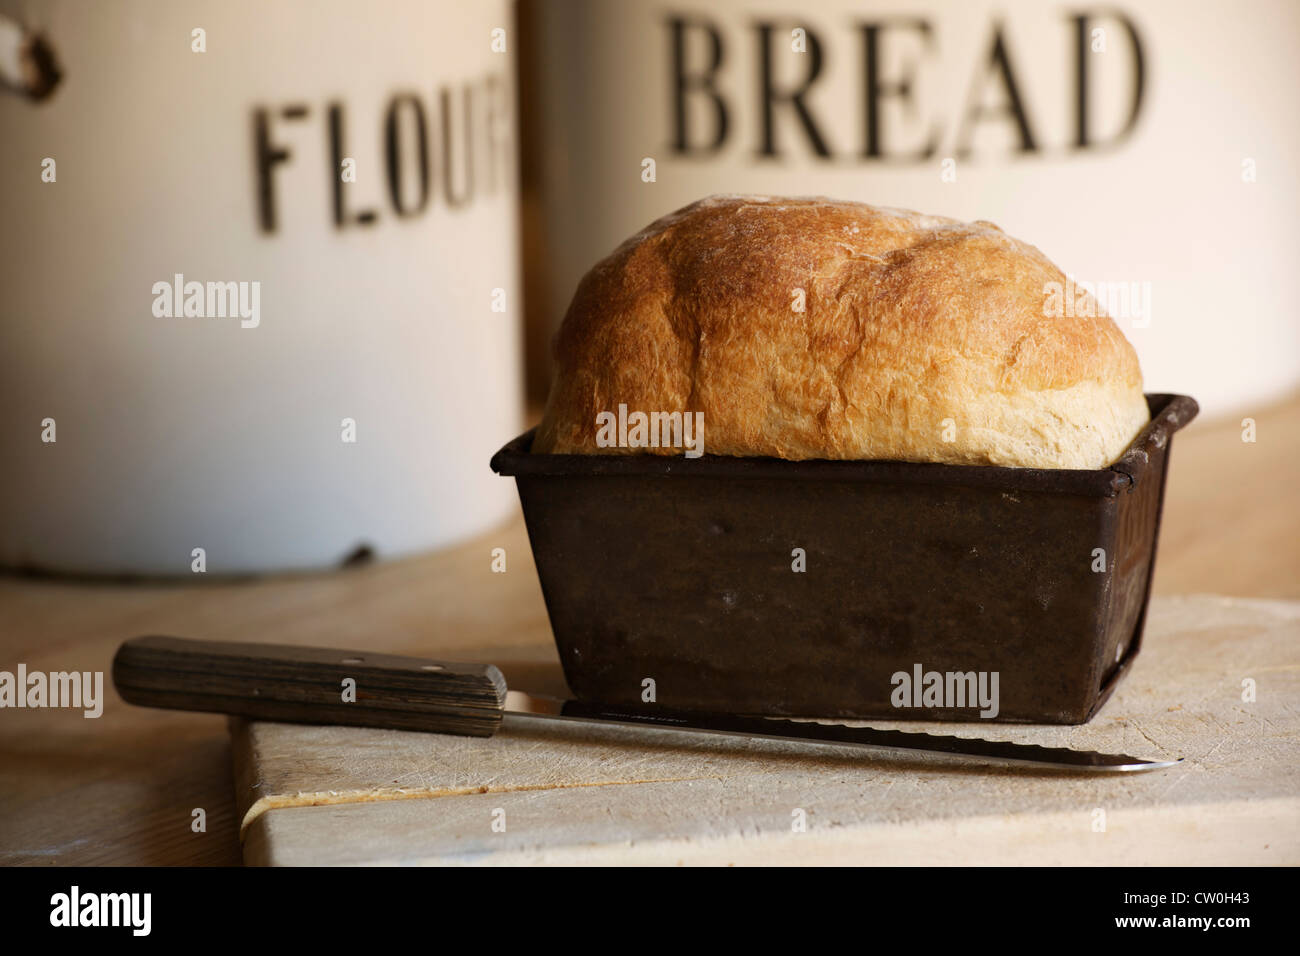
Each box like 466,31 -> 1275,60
231,595 -> 1300,865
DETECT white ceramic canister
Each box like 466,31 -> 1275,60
522,0 -> 1300,419
0,0 -> 521,573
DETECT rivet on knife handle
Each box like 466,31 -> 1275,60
112,635 -> 507,737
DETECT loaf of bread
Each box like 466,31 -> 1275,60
534,195 -> 1148,469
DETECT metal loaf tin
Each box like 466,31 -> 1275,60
491,394 -> 1198,724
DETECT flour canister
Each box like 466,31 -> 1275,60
0,0 -> 521,573
521,0 -> 1300,417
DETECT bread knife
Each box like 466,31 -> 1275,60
112,635 -> 1180,773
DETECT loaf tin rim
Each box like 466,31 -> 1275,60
492,393 -> 1198,498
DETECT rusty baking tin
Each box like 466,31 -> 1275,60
491,394 -> 1198,724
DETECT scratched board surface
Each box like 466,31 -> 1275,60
231,595 -> 1300,865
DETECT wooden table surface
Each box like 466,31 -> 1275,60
2,392 -> 1297,866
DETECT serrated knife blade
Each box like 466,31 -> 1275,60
505,692 -> 1181,773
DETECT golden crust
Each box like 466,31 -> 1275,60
534,195 -> 1148,469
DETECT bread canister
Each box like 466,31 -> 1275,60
519,0 -> 1300,416
0,0 -> 520,574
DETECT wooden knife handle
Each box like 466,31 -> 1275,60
113,635 -> 508,737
